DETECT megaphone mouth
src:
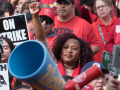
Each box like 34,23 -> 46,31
8,40 -> 47,79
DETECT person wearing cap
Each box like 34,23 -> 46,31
92,0 -> 117,63
80,0 -> 97,24
81,61 -> 109,90
38,8 -> 58,49
52,0 -> 100,55
26,7 -> 57,49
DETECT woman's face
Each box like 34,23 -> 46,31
61,38 -> 80,65
95,0 -> 111,18
1,39 -> 11,63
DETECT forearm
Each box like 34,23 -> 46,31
32,14 -> 46,41
91,46 -> 100,55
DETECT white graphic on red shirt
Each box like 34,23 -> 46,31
116,25 -> 120,33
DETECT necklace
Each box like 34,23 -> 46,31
65,67 -> 74,76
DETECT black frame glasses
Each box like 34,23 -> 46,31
96,4 -> 109,10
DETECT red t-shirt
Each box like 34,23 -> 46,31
105,17 -> 120,53
53,15 -> 100,46
82,85 -> 95,90
92,16 -> 117,63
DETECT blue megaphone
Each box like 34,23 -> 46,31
8,40 -> 65,90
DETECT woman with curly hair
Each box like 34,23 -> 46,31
52,33 -> 94,77
29,2 -> 94,78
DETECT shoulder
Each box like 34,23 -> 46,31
114,17 -> 120,24
73,16 -> 93,28
92,22 -> 98,30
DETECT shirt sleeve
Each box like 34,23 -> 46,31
87,26 -> 100,47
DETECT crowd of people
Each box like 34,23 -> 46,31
0,0 -> 120,90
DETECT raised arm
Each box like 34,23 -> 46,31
29,2 -> 46,41
29,2 -> 56,63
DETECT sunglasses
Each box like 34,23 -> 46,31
39,17 -> 54,25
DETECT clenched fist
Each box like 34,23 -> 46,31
29,2 -> 41,15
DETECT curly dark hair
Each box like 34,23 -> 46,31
52,33 -> 94,68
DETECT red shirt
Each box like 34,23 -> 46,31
53,15 -> 100,47
105,17 -> 120,53
92,16 -> 117,62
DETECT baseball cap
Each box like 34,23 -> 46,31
26,10 -> 32,20
56,0 -> 75,5
39,8 -> 56,21
80,0 -> 95,6
81,61 -> 109,74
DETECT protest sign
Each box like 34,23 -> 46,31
0,63 -> 9,90
0,14 -> 30,46
102,51 -> 120,78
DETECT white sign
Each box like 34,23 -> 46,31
0,14 -> 30,46
0,63 -> 9,90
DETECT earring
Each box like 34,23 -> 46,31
79,57 -> 80,64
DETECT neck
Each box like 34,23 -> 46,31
1,60 -> 8,63
99,15 -> 112,25
58,14 -> 74,22
64,63 -> 76,70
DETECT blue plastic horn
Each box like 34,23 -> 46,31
8,40 -> 65,90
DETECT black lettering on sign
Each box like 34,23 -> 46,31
0,64 -> 7,71
3,19 -> 16,30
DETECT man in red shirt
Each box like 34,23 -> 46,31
39,8 -> 58,49
53,0 -> 100,55
26,8 -> 57,49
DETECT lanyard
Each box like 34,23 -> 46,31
98,25 -> 106,45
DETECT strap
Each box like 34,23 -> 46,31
98,25 -> 106,45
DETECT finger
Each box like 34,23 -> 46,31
75,84 -> 81,90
